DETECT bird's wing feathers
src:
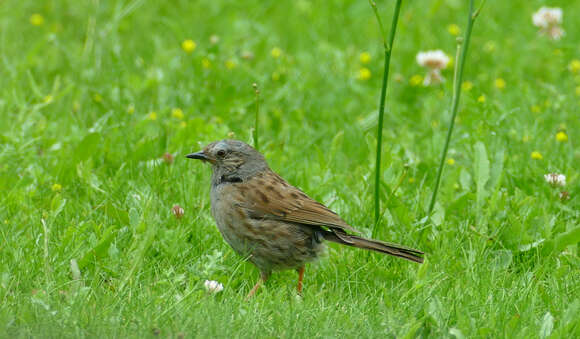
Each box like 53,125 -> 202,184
236,171 -> 361,234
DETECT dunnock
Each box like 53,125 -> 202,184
187,140 -> 423,297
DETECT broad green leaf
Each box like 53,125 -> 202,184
459,168 -> 472,191
78,226 -> 116,269
541,225 -> 580,256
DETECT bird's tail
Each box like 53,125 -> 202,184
322,230 -> 424,263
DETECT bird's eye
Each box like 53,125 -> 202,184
217,150 -> 226,158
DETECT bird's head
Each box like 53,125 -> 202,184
186,139 -> 268,183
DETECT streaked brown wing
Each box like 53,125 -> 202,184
236,170 -> 361,234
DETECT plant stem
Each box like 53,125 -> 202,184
427,0 -> 482,216
369,0 -> 403,238
252,83 -> 260,151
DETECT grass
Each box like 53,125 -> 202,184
1,0 -> 579,337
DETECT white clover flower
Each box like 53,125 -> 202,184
532,7 -> 564,40
416,50 -> 450,70
416,50 -> 450,86
532,7 -> 562,28
544,173 -> 566,187
204,280 -> 224,293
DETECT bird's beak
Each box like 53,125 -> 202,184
186,151 -> 209,161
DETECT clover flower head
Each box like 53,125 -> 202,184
544,173 -> 566,187
204,280 -> 224,293
416,50 -> 450,86
163,153 -> 175,165
532,7 -> 564,40
171,204 -> 184,218
416,50 -> 450,70
532,7 -> 562,28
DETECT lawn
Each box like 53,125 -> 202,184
1,0 -> 579,337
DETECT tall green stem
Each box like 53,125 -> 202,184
369,0 -> 403,238
252,83 -> 260,151
427,0 -> 483,215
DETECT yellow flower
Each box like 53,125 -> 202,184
171,108 -> 184,120
225,59 -> 236,69
147,111 -> 157,120
484,41 -> 496,53
359,52 -> 371,64
43,95 -> 53,103
51,183 -> 62,192
181,39 -> 196,53
569,59 -> 580,74
93,93 -> 103,103
461,81 -> 473,91
409,74 -> 423,86
446,158 -> 455,165
179,121 -> 187,128
358,67 -> 371,80
531,151 -> 543,160
531,105 -> 541,113
30,14 -> 44,26
556,131 -> 568,142
495,78 -> 506,90
127,104 -> 135,114
447,24 -> 460,36
201,58 -> 211,69
271,47 -> 282,58
477,95 -> 486,103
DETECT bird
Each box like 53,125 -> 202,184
186,139 -> 423,298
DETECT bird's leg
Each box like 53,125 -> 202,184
297,266 -> 305,295
246,271 -> 269,299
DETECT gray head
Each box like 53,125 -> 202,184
186,140 -> 269,184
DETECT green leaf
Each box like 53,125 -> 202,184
474,141 -> 490,208
459,168 -> 472,191
101,203 -> 130,225
449,328 -> 465,339
78,226 -> 116,269
491,250 -> 512,270
541,225 -> 580,256
75,132 -> 101,162
539,312 -> 554,339
50,194 -> 66,218
488,147 -> 504,191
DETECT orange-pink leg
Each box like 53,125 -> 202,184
246,271 -> 269,299
297,266 -> 305,295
